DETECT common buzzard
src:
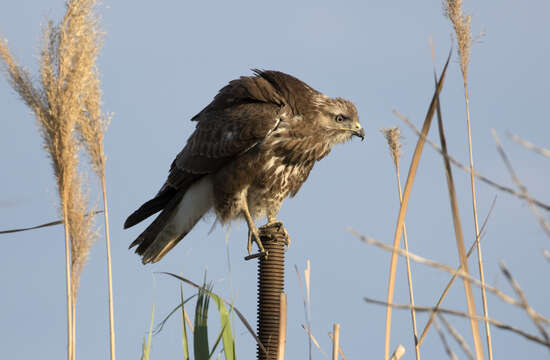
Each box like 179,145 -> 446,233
125,70 -> 364,264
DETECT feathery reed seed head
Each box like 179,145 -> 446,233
1,2 -> 109,358
443,0 -> 472,79
381,127 -> 403,167
0,0 -> 103,298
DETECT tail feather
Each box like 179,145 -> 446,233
124,187 -> 177,229
128,189 -> 185,252
130,176 -> 214,264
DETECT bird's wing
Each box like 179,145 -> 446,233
168,102 -> 282,181
165,74 -> 288,187
126,74 -> 287,228
128,75 -> 287,261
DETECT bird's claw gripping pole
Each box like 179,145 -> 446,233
244,251 -> 269,261
244,221 -> 289,261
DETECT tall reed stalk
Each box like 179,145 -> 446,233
444,1 -> 493,358
76,31 -> 115,360
0,1 -> 108,359
382,127 -> 420,360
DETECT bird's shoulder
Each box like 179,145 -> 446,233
191,70 -> 318,120
191,73 -> 285,121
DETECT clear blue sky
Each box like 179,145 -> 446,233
1,1 -> 549,359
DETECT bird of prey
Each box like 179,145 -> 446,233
125,70 -> 364,264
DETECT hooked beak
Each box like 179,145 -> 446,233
352,124 -> 365,141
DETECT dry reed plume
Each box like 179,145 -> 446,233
0,1 -> 112,359
443,0 -> 472,80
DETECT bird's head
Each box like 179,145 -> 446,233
312,96 -> 364,145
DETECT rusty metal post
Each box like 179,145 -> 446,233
255,224 -> 287,360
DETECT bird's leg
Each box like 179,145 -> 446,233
259,215 -> 291,248
241,202 -> 265,256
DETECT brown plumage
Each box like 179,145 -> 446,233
125,70 -> 364,264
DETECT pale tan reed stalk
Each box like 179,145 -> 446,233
444,1 -> 492,358
63,202 -> 74,360
74,33 -> 116,360
277,293 -> 287,360
101,179 -> 116,360
434,57 -> 482,358
382,127 -> 420,360
78,79 -> 115,360
332,323 -> 340,360
328,332 -> 348,360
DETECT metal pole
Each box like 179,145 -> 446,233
255,224 -> 287,360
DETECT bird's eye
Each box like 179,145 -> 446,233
335,114 -> 345,122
